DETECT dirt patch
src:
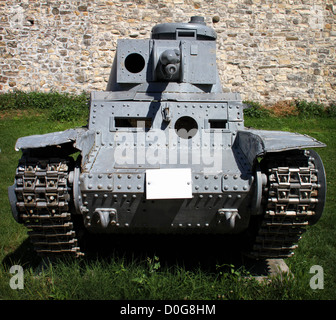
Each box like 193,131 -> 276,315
0,109 -> 42,120
269,100 -> 299,117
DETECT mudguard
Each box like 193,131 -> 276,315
237,128 -> 326,165
14,127 -> 95,165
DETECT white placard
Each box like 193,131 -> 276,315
146,168 -> 192,199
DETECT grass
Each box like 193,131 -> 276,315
0,105 -> 335,300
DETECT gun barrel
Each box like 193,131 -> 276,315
159,49 -> 180,79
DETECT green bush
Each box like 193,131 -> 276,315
48,92 -> 89,121
294,100 -> 325,118
243,100 -> 272,118
326,103 -> 336,117
0,90 -> 89,121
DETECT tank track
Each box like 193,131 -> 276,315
249,150 -> 322,259
14,157 -> 84,258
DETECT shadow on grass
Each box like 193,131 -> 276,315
81,232 -> 270,276
1,238 -> 40,270
2,232 -> 270,277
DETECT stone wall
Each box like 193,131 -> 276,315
0,0 -> 335,105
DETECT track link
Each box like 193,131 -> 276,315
14,158 -> 83,258
250,150 -> 323,259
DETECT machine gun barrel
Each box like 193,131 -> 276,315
159,49 -> 181,79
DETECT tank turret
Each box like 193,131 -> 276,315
8,17 -> 326,259
107,16 -> 220,93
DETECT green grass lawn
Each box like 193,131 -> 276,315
0,110 -> 335,300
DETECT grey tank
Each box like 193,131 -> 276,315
8,17 -> 327,259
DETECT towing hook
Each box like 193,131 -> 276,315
94,208 -> 117,228
218,209 -> 241,229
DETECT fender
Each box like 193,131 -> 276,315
14,127 -> 95,167
236,128 -> 326,165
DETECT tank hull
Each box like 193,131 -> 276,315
75,93 -> 252,234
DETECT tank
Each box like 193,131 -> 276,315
8,16 -> 327,259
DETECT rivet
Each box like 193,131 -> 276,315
205,186 -> 209,190
224,175 -> 228,179
107,184 -> 112,189
117,185 -> 121,189
98,174 -> 103,178
233,185 -> 238,190
224,185 -> 229,190
127,185 -> 131,189
88,184 -> 93,189
97,184 -> 103,189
